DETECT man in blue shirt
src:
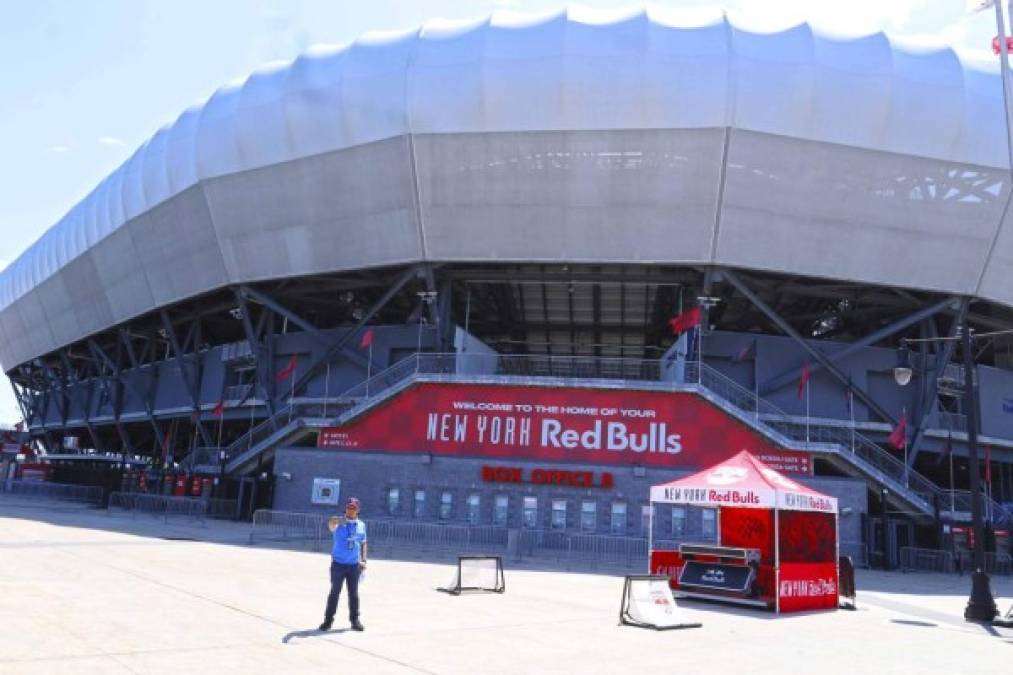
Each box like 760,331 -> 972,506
319,497 -> 367,631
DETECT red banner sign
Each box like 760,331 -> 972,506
319,382 -> 811,473
778,562 -> 838,612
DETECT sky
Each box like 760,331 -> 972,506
0,0 -> 1005,425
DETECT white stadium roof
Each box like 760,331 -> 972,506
1,6 -> 1010,368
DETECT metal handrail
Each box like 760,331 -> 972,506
205,351 -> 1006,525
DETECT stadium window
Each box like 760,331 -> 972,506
493,495 -> 509,527
671,506 -> 686,536
610,502 -> 627,535
522,496 -> 538,529
413,489 -> 426,519
440,491 -> 453,520
580,500 -> 596,532
640,505 -> 653,537
551,499 -> 567,530
702,508 -> 717,539
386,487 -> 400,516
467,494 -> 481,525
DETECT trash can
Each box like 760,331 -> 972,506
839,555 -> 856,610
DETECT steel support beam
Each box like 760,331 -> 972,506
240,285 -> 380,374
234,289 -> 277,419
87,339 -> 162,442
759,296 -> 958,395
906,298 -> 969,467
721,268 -> 897,425
286,266 -> 419,402
159,311 -> 212,447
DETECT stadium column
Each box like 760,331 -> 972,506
905,300 -> 968,468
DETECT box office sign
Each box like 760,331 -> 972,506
319,382 -> 811,474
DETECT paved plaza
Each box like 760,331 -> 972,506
0,498 -> 1010,675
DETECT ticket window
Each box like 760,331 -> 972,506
493,495 -> 509,527
702,508 -> 717,540
440,491 -> 453,520
386,488 -> 400,516
467,494 -> 481,525
672,506 -> 687,537
611,502 -> 627,535
523,496 -> 539,529
413,490 -> 426,519
551,500 -> 567,530
580,500 -> 597,533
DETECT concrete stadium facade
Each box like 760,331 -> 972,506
6,9 -> 1013,567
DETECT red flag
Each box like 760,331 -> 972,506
668,306 -> 702,336
212,400 -> 225,418
732,339 -> 756,363
358,328 -> 375,350
888,411 -> 907,449
275,355 -> 298,382
985,445 -> 992,484
796,361 -> 811,400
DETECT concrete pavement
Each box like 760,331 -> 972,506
0,498 -> 1010,674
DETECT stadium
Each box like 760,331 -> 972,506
4,8 -> 1013,569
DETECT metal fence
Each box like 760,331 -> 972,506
248,509 -> 328,546
956,550 -> 1013,575
108,492 -> 207,523
1,480 -> 104,504
900,547 -> 954,573
367,520 -> 510,553
206,498 -> 238,520
518,530 -> 651,568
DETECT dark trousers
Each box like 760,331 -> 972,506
324,561 -> 361,622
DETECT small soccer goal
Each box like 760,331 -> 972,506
438,556 -> 506,595
995,604 -> 1013,628
619,576 -> 702,630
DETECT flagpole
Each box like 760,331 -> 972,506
902,406 -> 908,488
950,435 -> 955,516
288,360 -> 296,426
754,365 -> 759,422
850,390 -> 856,455
324,362 -> 330,419
366,340 -> 373,398
805,378 -> 810,449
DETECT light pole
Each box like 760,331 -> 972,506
895,325 -> 998,621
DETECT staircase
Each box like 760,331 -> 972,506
182,352 -> 1009,527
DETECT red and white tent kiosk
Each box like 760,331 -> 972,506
648,450 -> 839,613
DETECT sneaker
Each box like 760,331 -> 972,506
319,620 -> 333,631
351,620 -> 365,632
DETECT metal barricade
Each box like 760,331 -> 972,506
205,498 -> 239,521
956,550 -> 1013,576
366,520 -> 508,553
2,480 -> 103,504
900,547 -> 954,574
248,509 -> 328,547
108,492 -> 207,523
